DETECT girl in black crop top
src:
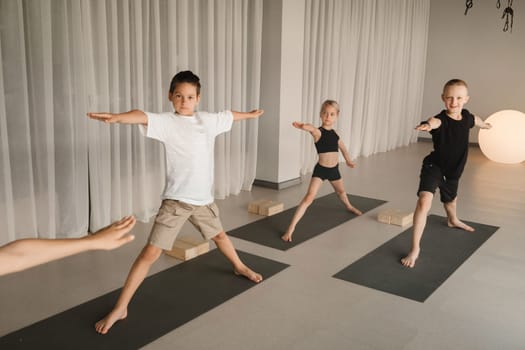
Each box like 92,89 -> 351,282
315,127 -> 340,153
281,100 -> 362,243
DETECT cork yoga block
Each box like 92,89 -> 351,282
377,209 -> 414,227
165,236 -> 210,261
248,199 -> 284,216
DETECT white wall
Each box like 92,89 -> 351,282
257,0 -> 282,182
256,0 -> 304,187
422,0 -> 525,142
277,0 -> 305,183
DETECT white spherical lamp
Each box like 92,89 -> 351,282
478,110 -> 525,164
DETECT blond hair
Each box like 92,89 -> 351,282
443,79 -> 468,94
320,99 -> 340,114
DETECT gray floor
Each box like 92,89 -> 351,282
1,142 -> 524,349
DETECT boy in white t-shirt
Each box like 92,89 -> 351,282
88,70 -> 264,335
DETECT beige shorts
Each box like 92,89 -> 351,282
148,199 -> 223,250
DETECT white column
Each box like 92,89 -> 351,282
256,0 -> 305,189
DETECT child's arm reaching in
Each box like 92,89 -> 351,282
0,216 -> 136,276
87,110 -> 148,125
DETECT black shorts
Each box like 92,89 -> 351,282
312,163 -> 341,181
417,161 -> 459,203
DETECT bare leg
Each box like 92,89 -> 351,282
444,198 -> 474,232
401,191 -> 433,268
212,232 -> 262,283
95,244 -> 162,334
281,177 -> 323,242
330,179 -> 362,215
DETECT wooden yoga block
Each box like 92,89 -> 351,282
165,236 -> 210,261
258,200 -> 284,216
377,209 -> 414,227
248,199 -> 269,214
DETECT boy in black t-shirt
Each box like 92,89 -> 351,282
401,79 -> 492,268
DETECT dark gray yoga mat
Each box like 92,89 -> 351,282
333,214 -> 499,302
0,250 -> 289,350
228,193 -> 387,251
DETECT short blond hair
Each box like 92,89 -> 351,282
320,99 -> 340,114
443,79 -> 468,94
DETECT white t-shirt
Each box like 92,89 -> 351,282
140,110 -> 233,205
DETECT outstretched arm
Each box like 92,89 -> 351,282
0,216 -> 136,276
87,110 -> 148,125
338,139 -> 356,168
415,117 -> 441,131
292,121 -> 321,140
232,109 -> 264,121
474,115 -> 492,129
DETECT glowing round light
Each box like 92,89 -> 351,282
478,110 -> 525,164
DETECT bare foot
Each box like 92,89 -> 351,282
348,206 -> 362,216
234,265 -> 263,283
401,249 -> 420,268
95,308 -> 127,334
281,231 -> 293,242
448,219 -> 475,232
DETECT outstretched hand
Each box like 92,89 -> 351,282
89,216 -> 136,250
292,121 -> 304,129
415,123 -> 432,132
250,109 -> 264,118
87,112 -> 119,123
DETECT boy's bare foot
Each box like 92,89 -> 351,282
234,265 -> 263,283
401,249 -> 420,268
281,232 -> 293,242
448,219 -> 474,232
348,206 -> 362,216
95,308 -> 127,334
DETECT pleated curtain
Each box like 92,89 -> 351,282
0,0 -> 263,242
299,0 -> 430,173
0,0 -> 429,243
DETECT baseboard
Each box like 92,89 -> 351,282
253,177 -> 301,190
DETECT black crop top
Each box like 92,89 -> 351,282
315,127 -> 339,153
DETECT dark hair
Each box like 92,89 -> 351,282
443,79 -> 468,93
169,70 -> 201,95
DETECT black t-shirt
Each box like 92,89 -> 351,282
426,109 -> 475,179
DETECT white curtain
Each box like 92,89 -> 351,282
300,0 -> 430,173
0,0 -> 262,243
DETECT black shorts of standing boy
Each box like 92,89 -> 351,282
417,160 -> 459,203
